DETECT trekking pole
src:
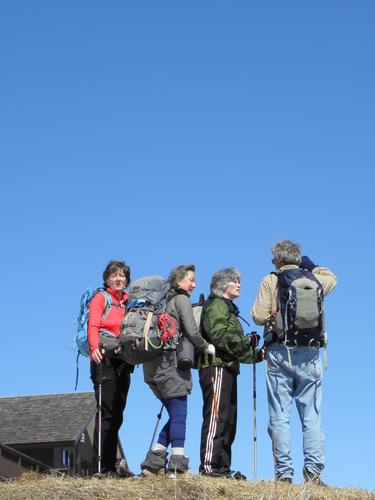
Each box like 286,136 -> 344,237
97,347 -> 104,474
248,331 -> 259,481
148,404 -> 164,451
252,341 -> 257,481
272,429 -> 279,499
209,355 -> 219,422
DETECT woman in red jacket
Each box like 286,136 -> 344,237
88,259 -> 132,477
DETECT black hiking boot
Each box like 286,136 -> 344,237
303,467 -> 327,486
230,470 -> 247,480
276,476 -> 293,484
167,455 -> 189,476
200,469 -> 246,480
140,449 -> 168,476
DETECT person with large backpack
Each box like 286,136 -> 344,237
251,240 -> 337,485
141,264 -> 215,476
198,268 -> 262,479
88,259 -> 134,477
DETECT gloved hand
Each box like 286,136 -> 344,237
299,255 -> 317,271
204,344 -> 216,357
257,347 -> 266,362
248,332 -> 260,348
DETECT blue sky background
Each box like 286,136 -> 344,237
1,0 -> 374,490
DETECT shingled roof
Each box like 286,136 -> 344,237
0,392 -> 96,445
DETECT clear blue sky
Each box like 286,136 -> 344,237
1,0 -> 374,491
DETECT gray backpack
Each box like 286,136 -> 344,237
119,276 -> 177,365
272,268 -> 326,347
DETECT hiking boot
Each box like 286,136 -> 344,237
276,476 -> 292,484
167,455 -> 189,475
93,469 -> 121,479
140,449 -> 168,476
229,470 -> 247,480
116,465 -> 136,478
200,469 -> 246,480
303,467 -> 327,486
199,470 -> 225,478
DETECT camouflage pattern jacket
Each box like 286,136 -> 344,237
199,297 -> 259,375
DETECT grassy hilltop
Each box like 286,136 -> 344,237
1,472 -> 374,500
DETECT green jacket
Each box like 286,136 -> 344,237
199,297 -> 259,375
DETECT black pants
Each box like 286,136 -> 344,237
90,356 -> 131,472
199,366 -> 237,476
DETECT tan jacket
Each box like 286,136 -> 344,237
251,264 -> 338,326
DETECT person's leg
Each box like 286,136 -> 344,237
91,358 -> 118,473
155,419 -> 170,449
199,366 -> 214,472
265,345 -> 294,480
111,360 -> 131,435
162,396 -> 187,451
110,360 -> 131,472
199,366 -> 236,476
141,396 -> 188,474
219,371 -> 237,475
294,347 -> 324,478
161,396 -> 189,473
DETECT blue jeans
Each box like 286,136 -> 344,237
265,344 -> 324,479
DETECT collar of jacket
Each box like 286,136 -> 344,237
208,296 -> 240,316
274,264 -> 299,273
106,287 -> 129,304
171,287 -> 190,298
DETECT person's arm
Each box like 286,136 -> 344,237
300,255 -> 338,296
176,295 -> 208,350
88,292 -> 106,364
312,267 -> 338,296
251,275 -> 274,326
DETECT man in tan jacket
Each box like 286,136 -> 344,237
252,240 -> 337,485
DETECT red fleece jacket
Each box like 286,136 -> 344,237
87,288 -> 128,355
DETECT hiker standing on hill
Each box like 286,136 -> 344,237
141,264 -> 215,476
251,240 -> 337,485
89,259 -> 134,477
199,268 -> 262,479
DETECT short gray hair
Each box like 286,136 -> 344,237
272,240 -> 301,266
168,264 -> 196,290
210,267 -> 240,298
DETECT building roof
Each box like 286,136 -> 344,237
0,392 -> 96,445
0,442 -> 50,470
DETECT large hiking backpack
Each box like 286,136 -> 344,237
273,268 -> 325,347
119,276 -> 177,365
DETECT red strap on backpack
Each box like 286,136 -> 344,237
157,313 -> 176,343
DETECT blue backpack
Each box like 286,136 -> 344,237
74,288 -> 113,357
74,288 -> 115,389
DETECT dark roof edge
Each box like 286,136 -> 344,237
0,443 -> 50,470
0,392 -> 93,399
74,407 -> 97,445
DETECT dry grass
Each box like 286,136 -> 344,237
0,472 -> 374,500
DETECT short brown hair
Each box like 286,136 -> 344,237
102,259 -> 131,287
